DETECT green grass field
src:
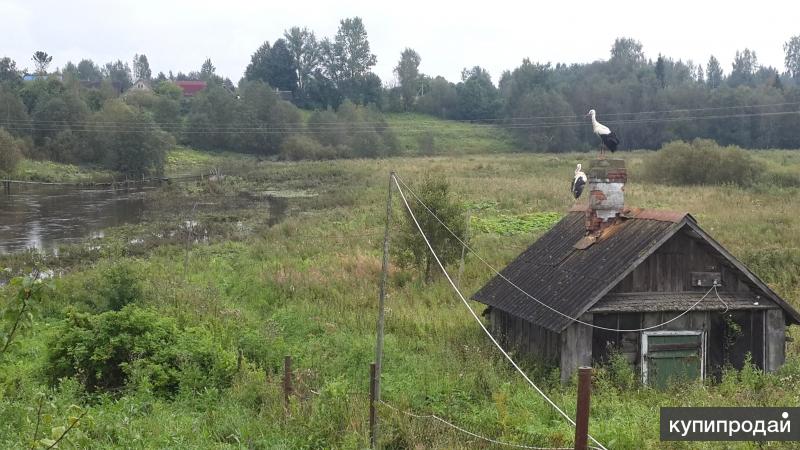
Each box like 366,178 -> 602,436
2,145 -> 800,448
385,113 -> 518,155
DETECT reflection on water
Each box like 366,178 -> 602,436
0,183 -> 293,255
0,184 -> 151,254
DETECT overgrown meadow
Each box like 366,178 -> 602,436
2,148 -> 800,449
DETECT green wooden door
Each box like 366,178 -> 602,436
645,333 -> 702,389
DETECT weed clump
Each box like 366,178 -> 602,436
47,306 -> 236,397
644,139 -> 764,186
471,212 -> 561,235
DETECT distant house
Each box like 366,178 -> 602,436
23,74 -> 63,82
175,80 -> 207,97
126,78 -> 152,94
472,159 -> 800,386
275,88 -> 293,101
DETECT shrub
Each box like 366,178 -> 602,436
100,262 -> 143,311
0,128 -> 22,175
604,350 -> 638,391
89,99 -> 170,176
393,176 -> 468,281
47,306 -> 236,396
644,139 -> 764,186
280,135 -> 337,161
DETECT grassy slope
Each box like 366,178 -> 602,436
7,113 -> 517,182
1,151 -> 800,448
386,113 -> 518,155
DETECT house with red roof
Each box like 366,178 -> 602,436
174,80 -> 207,97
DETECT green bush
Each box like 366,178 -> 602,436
603,350 -> 638,391
0,127 -> 23,176
100,262 -> 143,311
280,135 -> 338,161
644,139 -> 764,186
47,306 -> 236,396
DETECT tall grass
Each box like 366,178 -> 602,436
1,150 -> 800,448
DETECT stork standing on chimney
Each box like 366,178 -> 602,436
586,109 -> 619,157
571,164 -> 587,199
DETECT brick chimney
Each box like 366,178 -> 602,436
585,159 -> 627,233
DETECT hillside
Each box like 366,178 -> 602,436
385,113 -> 518,155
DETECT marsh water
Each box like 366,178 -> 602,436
0,183 -> 291,255
0,184 -> 153,254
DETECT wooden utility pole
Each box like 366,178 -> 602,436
574,366 -> 593,450
373,171 -> 394,449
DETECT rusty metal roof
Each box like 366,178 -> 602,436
591,292 -> 777,313
471,209 -> 800,332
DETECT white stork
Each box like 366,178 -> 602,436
586,109 -> 619,157
571,164 -> 587,199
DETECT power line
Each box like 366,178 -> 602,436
394,174 -> 724,333
3,99 -> 799,127
2,109 -> 798,135
392,175 -> 608,450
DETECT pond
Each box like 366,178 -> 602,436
0,184 -> 153,255
0,181 -> 298,255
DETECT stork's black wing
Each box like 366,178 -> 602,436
571,176 -> 586,199
601,131 -> 620,152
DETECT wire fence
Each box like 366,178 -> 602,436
379,400 -> 597,450
296,382 -> 593,450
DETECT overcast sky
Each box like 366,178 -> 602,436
1,0 -> 798,84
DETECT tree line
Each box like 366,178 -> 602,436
2,19 -> 800,177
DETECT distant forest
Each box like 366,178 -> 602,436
1,17 -> 800,175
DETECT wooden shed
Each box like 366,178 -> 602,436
472,159 -> 800,386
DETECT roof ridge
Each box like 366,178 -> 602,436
567,204 -> 688,223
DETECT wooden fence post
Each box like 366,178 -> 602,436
283,355 -> 293,414
457,209 -> 471,288
373,171 -> 394,449
574,366 -> 592,450
369,362 -> 377,449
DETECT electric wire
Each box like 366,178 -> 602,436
2,99 -> 798,127
393,175 -> 609,450
3,108 -> 798,133
1,103 -> 797,134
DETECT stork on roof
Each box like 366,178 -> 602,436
571,164 -> 587,199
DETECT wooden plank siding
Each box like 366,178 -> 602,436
610,231 -> 757,294
489,308 -> 560,364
